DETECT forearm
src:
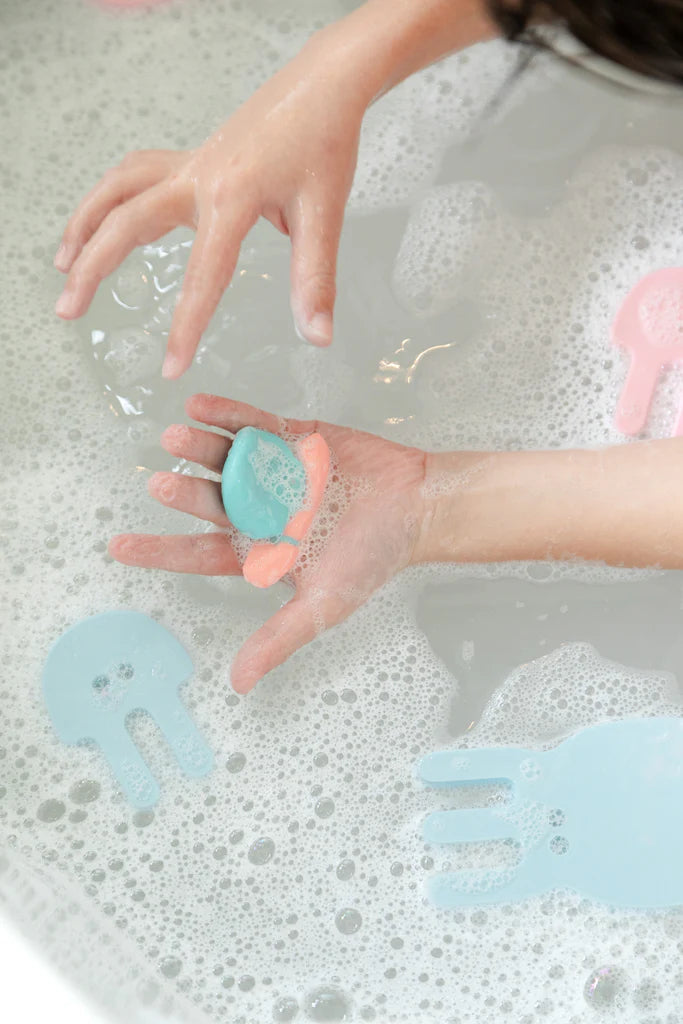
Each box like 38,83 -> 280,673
305,0 -> 498,106
414,439 -> 683,569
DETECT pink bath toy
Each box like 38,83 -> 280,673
243,433 -> 330,589
612,267 -> 683,436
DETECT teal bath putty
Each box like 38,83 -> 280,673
220,427 -> 306,542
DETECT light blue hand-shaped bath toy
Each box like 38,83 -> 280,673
419,717 -> 683,909
43,611 -> 214,808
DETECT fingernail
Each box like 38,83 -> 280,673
231,676 -> 255,696
54,244 -> 70,272
305,313 -> 333,347
107,536 -> 125,558
160,424 -> 184,451
162,353 -> 183,379
295,312 -> 333,347
55,291 -> 76,317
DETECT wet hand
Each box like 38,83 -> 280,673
55,38 -> 366,377
109,394 -> 427,694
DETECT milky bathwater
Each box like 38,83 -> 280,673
2,1 -> 683,1022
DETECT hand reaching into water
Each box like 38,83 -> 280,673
54,52 -> 363,375
54,1 -> 496,376
54,36 -> 366,378
109,394 -> 427,693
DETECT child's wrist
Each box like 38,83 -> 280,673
413,447 -> 602,568
298,23 -> 381,114
305,0 -> 496,113
411,450 -> 494,565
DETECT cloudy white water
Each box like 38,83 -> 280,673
2,1 -> 683,1022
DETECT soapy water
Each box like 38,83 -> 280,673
4,0 -> 683,1021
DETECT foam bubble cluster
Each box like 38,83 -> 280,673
393,146 -> 683,449
247,435 -> 306,519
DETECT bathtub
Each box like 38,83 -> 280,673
0,908 -> 96,1022
2,0 -> 683,1021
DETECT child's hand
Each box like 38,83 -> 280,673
109,394 -> 427,693
54,1 -> 496,374
55,37 -> 367,378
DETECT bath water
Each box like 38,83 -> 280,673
2,1 -> 683,1022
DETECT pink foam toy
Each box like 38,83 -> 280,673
613,267 -> 683,437
242,433 -> 330,589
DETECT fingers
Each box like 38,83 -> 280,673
148,472 -> 230,527
288,193 -> 345,348
55,151 -> 185,272
186,393 -> 317,437
230,597 -> 319,694
162,204 -> 257,380
161,423 -> 231,474
56,183 -> 182,320
108,532 -> 240,575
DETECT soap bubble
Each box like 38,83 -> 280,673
159,957 -> 182,979
192,625 -> 214,647
248,838 -> 275,865
273,997 -> 299,1022
304,987 -> 350,1022
132,810 -> 154,828
37,799 -> 66,823
334,908 -> 362,935
68,779 -> 101,804
583,965 -> 629,1009
336,859 -> 355,881
227,752 -> 246,773
315,798 -> 335,819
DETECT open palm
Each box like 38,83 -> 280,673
109,394 -> 426,693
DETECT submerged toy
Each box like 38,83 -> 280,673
613,267 -> 683,436
419,716 -> 683,909
43,611 -> 213,808
221,427 -> 330,588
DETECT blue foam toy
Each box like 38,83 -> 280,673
419,717 -> 683,909
42,611 -> 214,808
221,426 -> 306,541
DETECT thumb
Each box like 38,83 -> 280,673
289,197 -> 344,348
231,596 -> 319,695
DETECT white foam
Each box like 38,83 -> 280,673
394,146 -> 683,450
